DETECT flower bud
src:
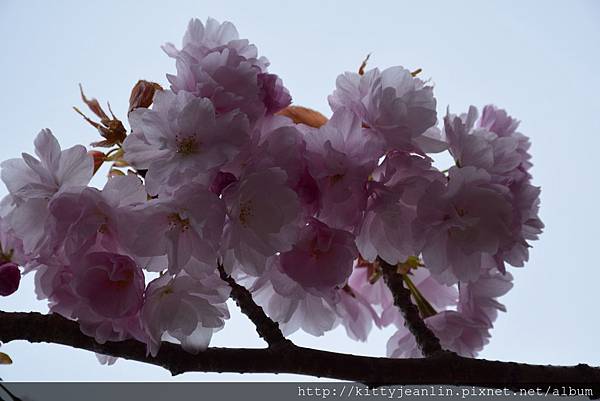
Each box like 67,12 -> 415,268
0,262 -> 21,296
88,150 -> 105,174
128,80 -> 163,113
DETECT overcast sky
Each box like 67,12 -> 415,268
0,0 -> 599,381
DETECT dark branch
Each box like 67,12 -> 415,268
378,257 -> 443,357
217,264 -> 291,348
1,311 -> 599,398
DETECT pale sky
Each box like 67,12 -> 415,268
0,0 -> 599,381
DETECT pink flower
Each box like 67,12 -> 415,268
0,215 -> 30,267
334,286 -> 380,341
357,152 -> 444,265
257,73 -> 292,115
387,311 -> 489,358
495,180 -> 543,270
444,106 -> 522,181
72,252 -> 145,320
0,130 -> 94,254
123,183 -> 225,277
124,90 -> 249,196
0,262 -> 20,296
303,109 -> 379,230
209,171 -> 238,195
458,266 -> 513,326
222,167 -> 300,275
414,166 -> 513,284
328,67 -> 445,154
247,257 -> 338,336
238,121 -> 320,215
443,106 -> 544,272
163,18 -> 262,65
34,252 -> 147,344
280,218 -> 358,290
1,129 -> 93,202
43,174 -> 146,259
387,266 -> 512,358
479,104 -> 532,180
141,272 -> 230,356
164,18 -> 290,122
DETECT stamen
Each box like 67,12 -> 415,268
238,201 -> 253,227
168,213 -> 191,232
112,270 -> 134,289
160,287 -> 174,298
176,135 -> 199,155
329,174 -> 344,185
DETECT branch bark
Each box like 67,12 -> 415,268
217,264 -> 291,348
378,258 -> 443,357
1,311 -> 599,398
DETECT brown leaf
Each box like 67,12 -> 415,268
76,85 -> 127,147
79,84 -> 110,121
276,106 -> 328,128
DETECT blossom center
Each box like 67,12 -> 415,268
455,206 -> 467,217
238,201 -> 254,227
0,243 -> 13,264
176,135 -> 199,155
111,270 -> 134,289
160,287 -> 174,298
329,173 -> 344,185
168,213 -> 190,232
309,237 -> 324,259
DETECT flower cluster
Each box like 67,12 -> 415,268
0,18 -> 542,359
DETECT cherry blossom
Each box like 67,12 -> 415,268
1,129 -> 93,202
0,17 -> 544,360
0,130 -> 93,254
42,174 -> 146,259
443,105 -> 544,272
163,18 -> 290,123
222,167 -> 300,275
303,109 -> 379,230
248,261 -> 335,336
123,183 -> 225,277
386,266 -> 512,358
357,152 -> 444,265
387,311 -> 489,358
142,272 -> 230,356
124,90 -> 250,195
34,251 -> 146,345
280,218 -> 357,291
329,66 -> 446,154
414,166 -> 513,284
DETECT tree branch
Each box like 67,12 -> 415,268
1,311 -> 599,398
378,257 -> 443,357
217,264 -> 291,348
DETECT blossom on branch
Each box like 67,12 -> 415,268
0,17 -> 543,361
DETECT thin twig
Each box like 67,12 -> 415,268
217,264 -> 291,348
378,257 -> 444,357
